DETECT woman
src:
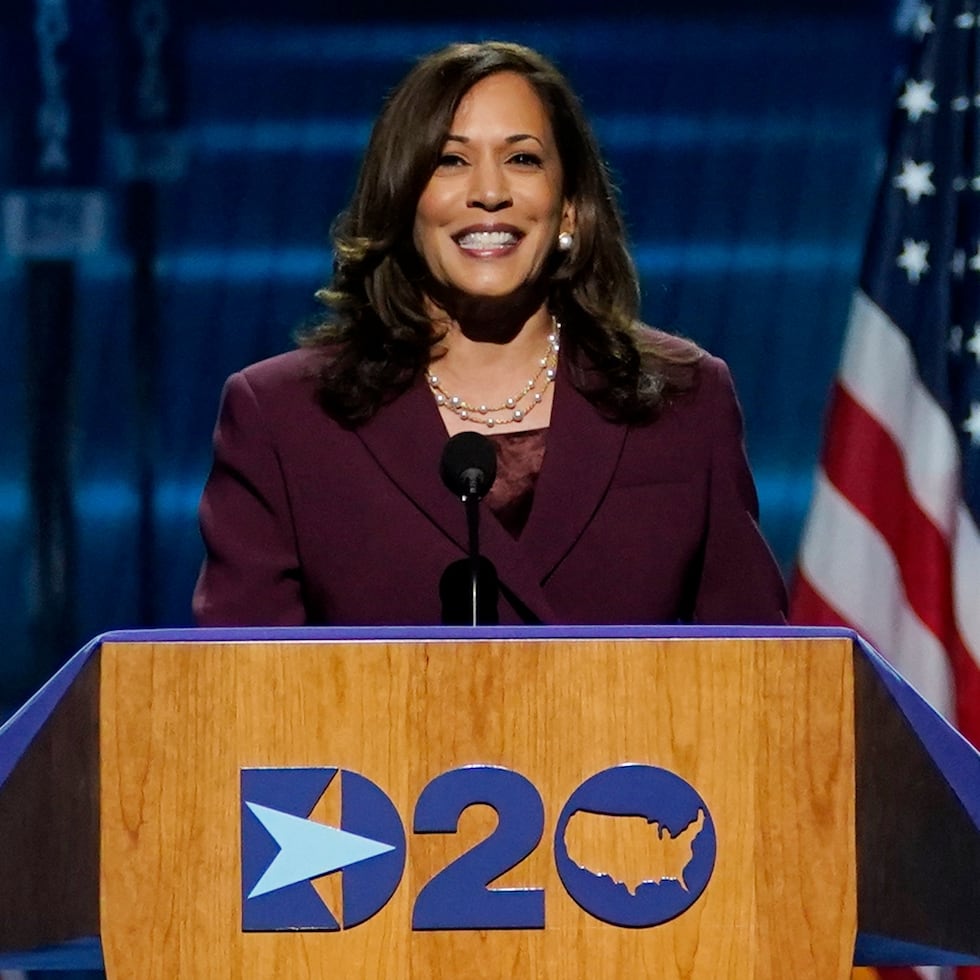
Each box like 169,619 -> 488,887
192,41 -> 787,627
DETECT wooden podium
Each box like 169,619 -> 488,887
0,626 -> 977,977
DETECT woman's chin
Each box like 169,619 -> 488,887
428,279 -> 549,320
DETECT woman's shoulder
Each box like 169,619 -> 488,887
629,325 -> 741,420
236,346 -> 326,390
634,323 -> 705,364
636,324 -> 737,377
232,344 -> 354,407
220,347 -> 335,428
213,346 -> 367,448
632,323 -> 733,401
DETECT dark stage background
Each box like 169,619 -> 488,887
1,0 -> 901,716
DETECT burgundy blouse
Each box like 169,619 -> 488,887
485,428 -> 548,538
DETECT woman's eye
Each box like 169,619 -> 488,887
437,153 -> 466,167
510,152 -> 543,167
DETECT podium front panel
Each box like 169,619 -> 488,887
98,636 -> 856,978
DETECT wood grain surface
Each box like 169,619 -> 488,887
98,636 -> 856,978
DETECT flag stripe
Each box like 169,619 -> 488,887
823,385 -> 961,650
812,292 -> 980,742
796,471 -> 956,717
953,508 -> 980,666
838,293 -> 980,680
839,292 -> 960,540
824,388 -> 980,743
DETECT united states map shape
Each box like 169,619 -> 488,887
563,808 -> 706,895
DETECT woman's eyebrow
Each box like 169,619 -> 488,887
444,133 -> 545,146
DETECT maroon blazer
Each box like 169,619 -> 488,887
192,347 -> 787,626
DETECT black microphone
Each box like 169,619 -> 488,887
439,432 -> 499,625
440,431 -> 497,500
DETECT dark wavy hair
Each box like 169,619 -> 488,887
303,40 -> 701,425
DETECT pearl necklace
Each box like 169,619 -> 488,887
426,319 -> 560,428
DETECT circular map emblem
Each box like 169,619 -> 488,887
554,764 -> 716,927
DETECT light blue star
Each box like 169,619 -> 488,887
896,238 -> 930,283
246,802 -> 395,898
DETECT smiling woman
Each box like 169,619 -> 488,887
412,71 -> 575,434
413,73 -> 573,310
192,41 -> 787,628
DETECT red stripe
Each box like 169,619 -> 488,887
819,384 -> 980,747
789,570 -> 851,629
822,384 -> 955,642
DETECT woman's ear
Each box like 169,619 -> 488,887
561,199 -> 577,237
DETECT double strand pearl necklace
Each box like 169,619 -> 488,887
426,318 -> 560,428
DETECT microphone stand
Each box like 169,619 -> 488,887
463,487 -> 482,627
439,434 -> 499,625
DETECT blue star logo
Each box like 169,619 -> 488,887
245,801 -> 395,898
241,767 -> 405,931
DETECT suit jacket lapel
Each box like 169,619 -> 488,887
517,360 -> 628,584
354,375 -> 465,544
354,363 -> 627,623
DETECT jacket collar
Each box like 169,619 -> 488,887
354,356 -> 628,623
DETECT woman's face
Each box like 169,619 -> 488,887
413,71 -> 575,308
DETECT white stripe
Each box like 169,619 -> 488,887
839,292 -> 959,539
837,291 -> 980,673
798,472 -> 956,720
954,507 -> 980,670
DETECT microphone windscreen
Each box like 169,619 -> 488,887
440,431 -> 497,499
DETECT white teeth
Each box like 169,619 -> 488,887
457,230 -> 518,249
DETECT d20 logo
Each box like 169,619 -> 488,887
241,767 -> 405,931
554,764 -> 716,927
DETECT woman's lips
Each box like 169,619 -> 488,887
453,228 -> 523,254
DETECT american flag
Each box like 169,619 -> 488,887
790,0 -> 980,977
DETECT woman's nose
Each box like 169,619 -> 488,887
467,162 -> 512,211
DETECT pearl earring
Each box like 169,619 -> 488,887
557,231 -> 574,252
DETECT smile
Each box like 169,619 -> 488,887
454,229 -> 522,252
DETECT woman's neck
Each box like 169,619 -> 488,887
426,304 -> 559,435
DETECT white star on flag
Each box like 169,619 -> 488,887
950,325 -> 964,352
953,95 -> 972,111
893,159 -> 937,203
955,11 -> 977,27
967,325 -> 980,363
898,78 -> 939,121
897,238 -> 930,282
952,249 -> 967,277
963,403 -> 980,445
915,2 -> 936,37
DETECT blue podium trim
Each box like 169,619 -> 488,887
853,635 -> 980,829
0,634 -> 102,789
855,932 -> 980,966
0,935 -> 104,970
